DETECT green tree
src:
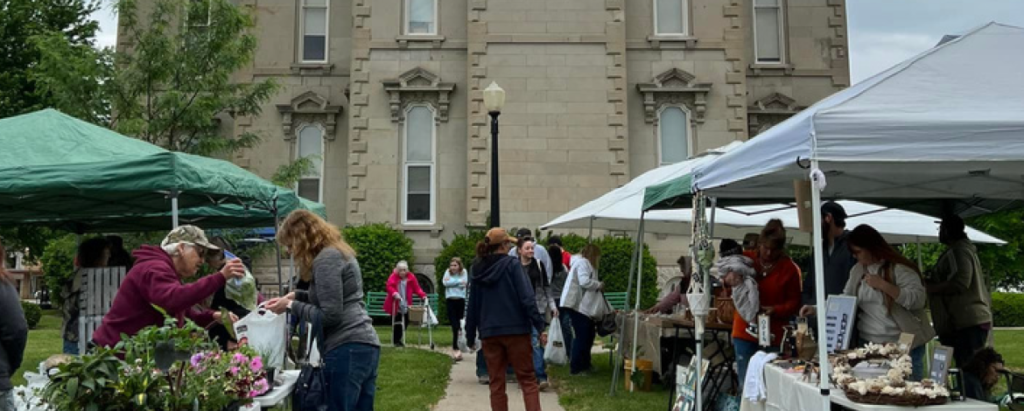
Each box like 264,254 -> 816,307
31,0 -> 277,157
0,0 -> 100,118
341,223 -> 415,294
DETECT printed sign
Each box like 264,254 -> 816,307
673,357 -> 710,411
930,345 -> 954,387
758,314 -> 772,347
824,295 -> 857,353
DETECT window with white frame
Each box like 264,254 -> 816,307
654,0 -> 687,35
405,0 -> 437,35
297,125 -> 324,202
659,107 -> 690,165
753,0 -> 784,63
300,0 -> 328,62
403,106 -> 435,223
185,0 -> 212,35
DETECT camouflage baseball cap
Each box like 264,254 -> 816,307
161,225 -> 219,250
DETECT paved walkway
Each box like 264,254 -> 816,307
433,350 -> 565,411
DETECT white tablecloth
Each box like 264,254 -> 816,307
741,364 -> 996,411
252,370 -> 300,408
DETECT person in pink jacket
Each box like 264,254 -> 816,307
384,261 -> 427,347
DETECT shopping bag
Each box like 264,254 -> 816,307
223,251 -> 258,311
234,306 -> 287,369
544,317 -> 568,365
423,306 -> 439,327
458,319 -> 470,353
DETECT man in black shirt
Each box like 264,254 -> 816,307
803,201 -> 857,305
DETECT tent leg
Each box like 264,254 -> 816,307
170,190 -> 180,229
695,197 -> 717,411
916,236 -> 924,272
810,161 -> 832,411
629,215 -> 646,393
274,201 -> 284,296
587,216 -> 595,242
611,217 -> 645,396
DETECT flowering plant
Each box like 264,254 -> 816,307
186,348 -> 271,403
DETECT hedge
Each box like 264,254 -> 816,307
587,235 -> 660,310
433,230 -> 486,325
341,223 -> 414,294
40,234 -> 77,308
992,292 -> 1024,327
22,301 -> 42,329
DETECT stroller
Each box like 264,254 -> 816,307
392,297 -> 436,349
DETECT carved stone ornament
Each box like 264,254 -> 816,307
636,68 -> 712,124
276,91 -> 343,140
748,92 -> 802,137
382,67 -> 456,124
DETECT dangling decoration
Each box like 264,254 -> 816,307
687,192 -> 714,335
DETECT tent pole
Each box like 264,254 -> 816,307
611,216 -> 645,396
695,197 -> 717,410
273,198 -> 284,296
629,214 -> 647,392
916,236 -> 924,272
810,161 -> 831,411
588,216 -> 595,242
170,190 -> 180,229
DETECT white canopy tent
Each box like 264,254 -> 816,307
642,22 -> 1024,411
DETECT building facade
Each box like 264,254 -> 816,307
152,0 -> 849,274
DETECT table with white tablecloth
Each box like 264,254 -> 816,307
252,370 -> 300,409
741,364 -> 996,411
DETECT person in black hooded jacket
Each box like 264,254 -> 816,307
465,227 -> 546,411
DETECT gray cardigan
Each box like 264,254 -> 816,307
292,248 -> 380,354
0,280 -> 29,390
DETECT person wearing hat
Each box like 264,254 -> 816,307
465,227 -> 546,411
90,225 -> 246,349
802,201 -> 857,306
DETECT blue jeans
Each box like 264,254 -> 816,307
63,339 -> 80,355
567,309 -> 595,374
531,327 -> 547,382
557,308 -> 574,362
324,343 -> 380,411
733,338 -> 759,385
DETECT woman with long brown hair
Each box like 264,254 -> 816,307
267,210 -> 380,411
800,224 -> 934,380
0,241 -> 29,411
442,257 -> 468,360
560,243 -> 603,376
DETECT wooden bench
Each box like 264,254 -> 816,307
78,266 -> 128,353
365,291 -> 439,320
606,291 -> 629,311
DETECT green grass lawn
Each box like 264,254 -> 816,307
375,347 -> 453,411
12,308 -> 63,386
549,353 -> 670,411
374,324 -> 455,351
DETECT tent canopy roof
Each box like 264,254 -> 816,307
644,23 -> 1024,217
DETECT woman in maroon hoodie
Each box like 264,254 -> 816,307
91,225 -> 246,349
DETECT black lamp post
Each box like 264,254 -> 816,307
483,82 -> 506,228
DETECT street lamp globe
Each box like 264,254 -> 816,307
483,81 -> 506,114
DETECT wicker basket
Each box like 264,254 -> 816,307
844,389 -> 949,406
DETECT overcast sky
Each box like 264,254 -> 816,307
89,0 -> 1024,85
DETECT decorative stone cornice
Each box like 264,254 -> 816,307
748,92 -> 802,136
382,67 -> 456,123
636,68 -> 712,124
276,91 -> 343,139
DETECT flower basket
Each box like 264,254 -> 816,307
714,296 -> 735,324
844,389 -> 949,406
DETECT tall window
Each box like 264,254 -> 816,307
301,0 -> 328,62
654,0 -> 687,35
297,125 -> 323,202
405,0 -> 437,35
754,0 -> 784,63
403,106 -> 435,223
185,0 -> 212,37
659,107 -> 689,165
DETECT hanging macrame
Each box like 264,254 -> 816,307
687,192 -> 714,334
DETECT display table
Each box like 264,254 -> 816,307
641,315 -> 736,411
741,364 -> 996,411
252,370 -> 300,409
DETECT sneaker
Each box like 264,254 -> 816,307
478,375 -> 489,385
539,380 -> 550,391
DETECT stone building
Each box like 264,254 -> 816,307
130,0 -> 850,277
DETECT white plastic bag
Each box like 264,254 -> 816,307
544,317 -> 568,365
458,319 -> 470,353
423,306 -> 439,327
234,307 -> 287,369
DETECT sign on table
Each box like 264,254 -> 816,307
673,357 -> 710,411
824,296 -> 857,353
930,345 -> 954,386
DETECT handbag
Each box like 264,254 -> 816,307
595,296 -> 617,337
292,304 -> 329,410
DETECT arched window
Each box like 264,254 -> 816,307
297,124 -> 323,202
403,106 -> 435,223
659,107 -> 690,165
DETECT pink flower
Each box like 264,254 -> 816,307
250,356 -> 263,373
253,378 -> 270,396
190,353 -> 205,368
233,353 -> 247,364
230,366 -> 240,375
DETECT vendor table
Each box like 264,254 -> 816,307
741,364 -> 996,411
646,316 -> 737,411
253,369 -> 300,409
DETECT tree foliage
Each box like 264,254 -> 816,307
341,223 -> 415,294
0,0 -> 100,118
40,234 -> 77,307
31,0 -> 277,157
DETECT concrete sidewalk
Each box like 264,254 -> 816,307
433,350 -> 564,411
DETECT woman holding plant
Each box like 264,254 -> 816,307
267,210 -> 381,411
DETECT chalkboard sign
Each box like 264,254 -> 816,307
824,295 -> 857,353
930,345 -> 953,386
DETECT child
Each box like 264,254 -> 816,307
714,255 -> 760,338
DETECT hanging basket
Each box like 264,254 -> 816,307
688,291 -> 711,317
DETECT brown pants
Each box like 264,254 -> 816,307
482,334 -> 541,411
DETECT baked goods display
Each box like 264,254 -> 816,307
829,343 -> 949,406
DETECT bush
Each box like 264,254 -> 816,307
557,233 -> 589,254
21,301 -> 42,329
433,230 -> 486,325
40,234 -> 77,308
587,235 -> 659,310
992,292 -> 1024,327
342,223 -> 414,294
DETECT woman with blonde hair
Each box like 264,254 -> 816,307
560,243 -> 603,375
267,210 -> 380,411
442,257 -> 469,360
